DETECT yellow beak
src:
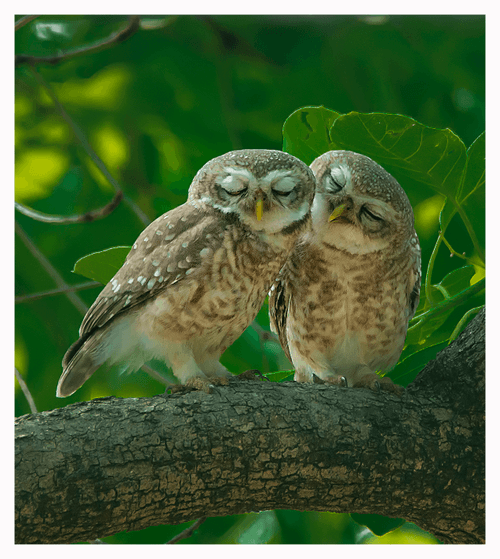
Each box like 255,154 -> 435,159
329,204 -> 346,222
256,198 -> 264,221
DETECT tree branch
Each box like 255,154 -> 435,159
15,191 -> 123,224
15,310 -> 484,544
15,16 -> 141,67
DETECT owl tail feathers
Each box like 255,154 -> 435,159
57,334 -> 106,398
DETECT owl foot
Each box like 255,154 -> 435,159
237,369 -> 269,381
353,373 -> 404,396
313,374 -> 348,387
168,375 -> 229,395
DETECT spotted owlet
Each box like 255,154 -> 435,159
269,150 -> 421,392
57,149 -> 316,397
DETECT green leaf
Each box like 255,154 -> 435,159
433,265 -> 476,300
439,132 -> 485,262
264,370 -> 294,383
328,112 -> 467,200
350,513 -> 405,537
283,106 -> 341,164
238,511 -> 279,544
388,342 -> 449,386
406,265 -> 477,345
72,246 -> 131,283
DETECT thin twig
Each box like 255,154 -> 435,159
16,281 -> 101,304
165,517 -> 207,544
15,15 -> 40,31
16,16 -> 141,67
15,222 -> 88,315
140,364 -> 170,387
29,67 -> 150,227
15,368 -> 38,413
409,278 -> 485,331
15,191 -> 123,224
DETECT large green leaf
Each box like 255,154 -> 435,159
283,106 -> 341,164
72,246 -> 131,284
328,112 -> 467,198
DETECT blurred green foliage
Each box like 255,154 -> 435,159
15,14 -> 484,544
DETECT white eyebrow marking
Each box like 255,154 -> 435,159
223,167 -> 254,181
263,170 -> 299,192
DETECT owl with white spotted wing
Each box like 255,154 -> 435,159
57,149 -> 315,397
269,150 -> 421,393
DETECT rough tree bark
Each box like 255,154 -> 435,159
15,309 -> 485,544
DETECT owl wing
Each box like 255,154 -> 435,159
79,202 -> 226,337
268,266 -> 293,363
407,232 -> 422,320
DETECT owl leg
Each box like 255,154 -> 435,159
294,369 -> 314,382
198,359 -> 231,385
165,345 -> 215,393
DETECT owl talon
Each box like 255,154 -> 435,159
238,369 -> 268,381
353,373 -> 404,396
314,375 -> 347,387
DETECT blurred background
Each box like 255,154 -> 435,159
15,14 -> 484,544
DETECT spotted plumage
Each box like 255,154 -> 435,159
57,149 -> 316,397
269,150 -> 421,392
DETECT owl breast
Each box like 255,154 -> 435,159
134,224 -> 286,361
286,244 -> 411,385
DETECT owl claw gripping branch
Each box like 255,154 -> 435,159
57,150 -> 316,397
269,150 -> 421,395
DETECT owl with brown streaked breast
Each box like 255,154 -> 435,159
57,149 -> 316,397
269,150 -> 421,393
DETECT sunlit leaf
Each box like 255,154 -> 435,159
72,246 -> 131,283
283,106 -> 341,164
350,513 -> 405,537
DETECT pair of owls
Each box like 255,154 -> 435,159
57,149 -> 420,398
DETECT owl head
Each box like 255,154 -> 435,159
188,149 -> 316,235
309,150 -> 415,254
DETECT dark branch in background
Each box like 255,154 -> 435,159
15,16 -> 141,67
15,222 -> 88,315
29,68 -> 150,227
166,517 -> 207,544
15,15 -> 40,31
15,368 -> 37,413
15,281 -> 101,304
15,191 -> 123,224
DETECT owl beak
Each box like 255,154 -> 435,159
256,198 -> 264,221
329,203 -> 346,222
